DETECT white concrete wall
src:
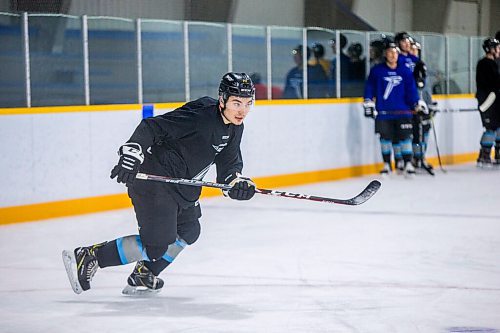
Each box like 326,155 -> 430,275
353,0 -> 412,33
232,0 -> 304,27
0,97 -> 481,208
68,0 -> 185,20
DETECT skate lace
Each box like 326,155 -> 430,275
86,259 -> 98,282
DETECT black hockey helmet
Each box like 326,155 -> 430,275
482,37 -> 500,53
311,42 -> 325,58
348,42 -> 363,58
292,45 -> 311,59
383,37 -> 399,52
394,31 -> 411,44
329,33 -> 347,49
370,39 -> 385,51
410,37 -> 421,49
218,72 -> 255,102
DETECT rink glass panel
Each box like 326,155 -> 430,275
307,28 -> 335,99
188,22 -> 227,100
421,34 -> 447,95
87,17 -> 138,105
470,36 -> 485,94
231,25 -> 267,99
448,35 -> 470,94
0,13 -> 25,107
28,15 -> 85,107
270,26 -> 302,99
141,20 -> 185,103
338,30 -> 367,98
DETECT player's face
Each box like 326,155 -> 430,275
494,45 -> 500,58
220,96 -> 253,125
399,38 -> 411,53
385,48 -> 399,65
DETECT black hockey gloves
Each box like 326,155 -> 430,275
223,174 -> 256,201
363,99 -> 376,118
110,143 -> 144,186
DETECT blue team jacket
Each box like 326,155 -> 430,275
364,62 -> 419,120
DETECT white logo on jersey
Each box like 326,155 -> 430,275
222,135 -> 229,139
212,143 -> 227,153
383,75 -> 403,100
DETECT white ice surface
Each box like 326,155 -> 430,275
1,163 -> 500,333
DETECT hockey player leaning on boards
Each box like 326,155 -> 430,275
475,38 -> 500,167
62,72 -> 257,295
409,37 -> 435,175
363,38 -> 423,177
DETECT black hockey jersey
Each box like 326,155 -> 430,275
127,96 -> 244,207
476,57 -> 500,95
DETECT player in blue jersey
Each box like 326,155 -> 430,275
395,32 -> 419,73
388,32 -> 421,171
363,39 -> 421,176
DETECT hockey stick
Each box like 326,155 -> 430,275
135,173 -> 381,206
430,116 -> 446,173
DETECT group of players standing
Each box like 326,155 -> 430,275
363,32 -> 435,177
365,30 -> 500,176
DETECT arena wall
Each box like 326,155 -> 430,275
0,95 -> 480,224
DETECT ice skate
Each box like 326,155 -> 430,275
404,161 -> 416,178
476,148 -> 493,168
379,162 -> 392,176
62,242 -> 105,294
415,158 -> 435,176
122,261 -> 164,296
395,159 -> 404,175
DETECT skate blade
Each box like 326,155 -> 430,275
404,172 -> 416,179
62,250 -> 83,294
122,284 -> 162,297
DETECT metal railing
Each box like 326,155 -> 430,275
0,12 -> 486,108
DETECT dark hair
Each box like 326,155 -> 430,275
292,45 -> 311,60
329,33 -> 347,49
311,42 -> 325,58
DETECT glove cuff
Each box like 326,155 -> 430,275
119,143 -> 144,164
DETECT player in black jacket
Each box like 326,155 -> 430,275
409,38 -> 435,174
63,72 -> 257,295
476,38 -> 500,166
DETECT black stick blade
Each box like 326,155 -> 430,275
340,180 -> 381,205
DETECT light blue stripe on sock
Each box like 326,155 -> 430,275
135,235 -> 150,261
116,237 -> 128,265
162,253 -> 175,263
175,239 -> 187,248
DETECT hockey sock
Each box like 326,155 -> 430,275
480,130 -> 495,149
400,138 -> 413,163
392,142 -> 402,161
423,131 -> 430,153
412,143 -> 423,160
97,235 -> 188,270
95,239 -> 124,268
380,138 -> 392,164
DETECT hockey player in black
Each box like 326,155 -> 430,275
475,38 -> 500,166
409,38 -> 435,175
62,72 -> 257,295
